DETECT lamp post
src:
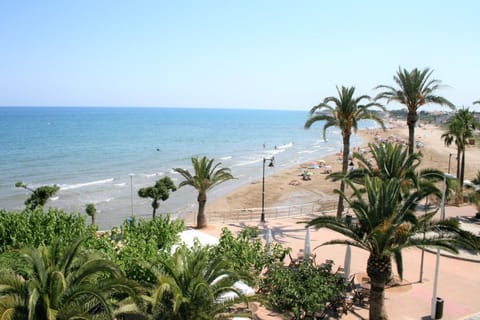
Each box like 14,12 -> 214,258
128,173 -> 134,217
448,153 -> 452,174
431,172 -> 455,319
261,157 -> 274,223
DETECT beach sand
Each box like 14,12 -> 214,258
207,121 -> 480,213
192,121 -> 480,320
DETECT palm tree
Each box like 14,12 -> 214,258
304,176 -> 476,320
138,177 -> 177,218
375,67 -> 455,155
173,156 -> 234,228
0,238 -> 139,320
15,182 -> 60,210
145,244 -> 243,319
304,85 -> 386,219
85,203 -> 97,225
334,142 -> 443,199
441,108 -> 477,197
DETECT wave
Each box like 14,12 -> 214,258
233,158 -> 262,167
114,182 -> 127,187
51,196 -> 59,201
145,172 -> 164,178
60,178 -> 114,191
219,156 -> 232,161
277,142 -> 293,149
297,150 -> 316,154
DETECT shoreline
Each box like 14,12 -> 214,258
204,127 -> 376,214
198,121 -> 480,218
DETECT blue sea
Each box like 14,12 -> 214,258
0,107 -> 369,229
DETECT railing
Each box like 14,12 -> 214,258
179,199 -> 338,225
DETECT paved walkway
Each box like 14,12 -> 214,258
202,204 -> 480,320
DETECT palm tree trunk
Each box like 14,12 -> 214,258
369,280 -> 388,320
336,134 -> 351,219
197,192 -> 208,228
406,112 -> 417,155
460,148 -> 466,194
152,207 -> 157,219
455,149 -> 462,205
367,254 -> 391,320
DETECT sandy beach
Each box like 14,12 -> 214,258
195,120 -> 480,320
207,121 -> 480,214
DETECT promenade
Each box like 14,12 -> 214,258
200,204 -> 480,320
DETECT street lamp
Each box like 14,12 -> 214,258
128,173 -> 134,217
431,172 -> 455,319
448,153 -> 452,174
261,157 -> 274,223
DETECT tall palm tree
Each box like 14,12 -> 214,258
145,244 -> 243,319
304,86 -> 386,219
174,156 -> 234,228
0,238 -> 139,320
138,177 -> 177,218
304,176 -> 476,320
375,67 -> 455,155
441,108 -> 477,196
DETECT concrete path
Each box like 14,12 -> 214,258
203,204 -> 480,320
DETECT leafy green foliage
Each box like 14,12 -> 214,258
15,181 -> 60,210
211,228 -> 289,286
0,238 -> 138,320
85,215 -> 185,282
138,177 -> 177,218
0,208 -> 91,254
85,203 -> 97,225
145,243 -> 243,319
259,260 -> 345,319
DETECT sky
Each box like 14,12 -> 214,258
1,1 -> 479,110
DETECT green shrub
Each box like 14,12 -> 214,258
0,208 -> 89,253
259,260 -> 345,319
211,227 -> 289,286
85,215 -> 185,282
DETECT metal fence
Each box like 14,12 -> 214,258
180,199 -> 338,225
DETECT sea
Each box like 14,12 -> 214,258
0,107 -> 372,229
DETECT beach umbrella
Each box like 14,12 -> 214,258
304,227 -> 311,257
343,244 -> 351,280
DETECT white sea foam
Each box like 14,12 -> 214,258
219,156 -> 232,160
277,142 -> 293,149
60,178 -> 114,191
298,150 -> 316,154
51,196 -> 59,201
232,158 -> 262,167
145,172 -> 164,178
114,182 -> 127,187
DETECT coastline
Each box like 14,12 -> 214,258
201,121 -> 480,216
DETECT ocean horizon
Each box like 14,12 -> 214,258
0,107 -> 371,229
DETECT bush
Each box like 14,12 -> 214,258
0,208 -> 89,253
259,260 -> 345,319
85,215 -> 185,282
210,227 -> 289,287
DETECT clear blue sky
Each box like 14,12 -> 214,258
1,1 -> 479,110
